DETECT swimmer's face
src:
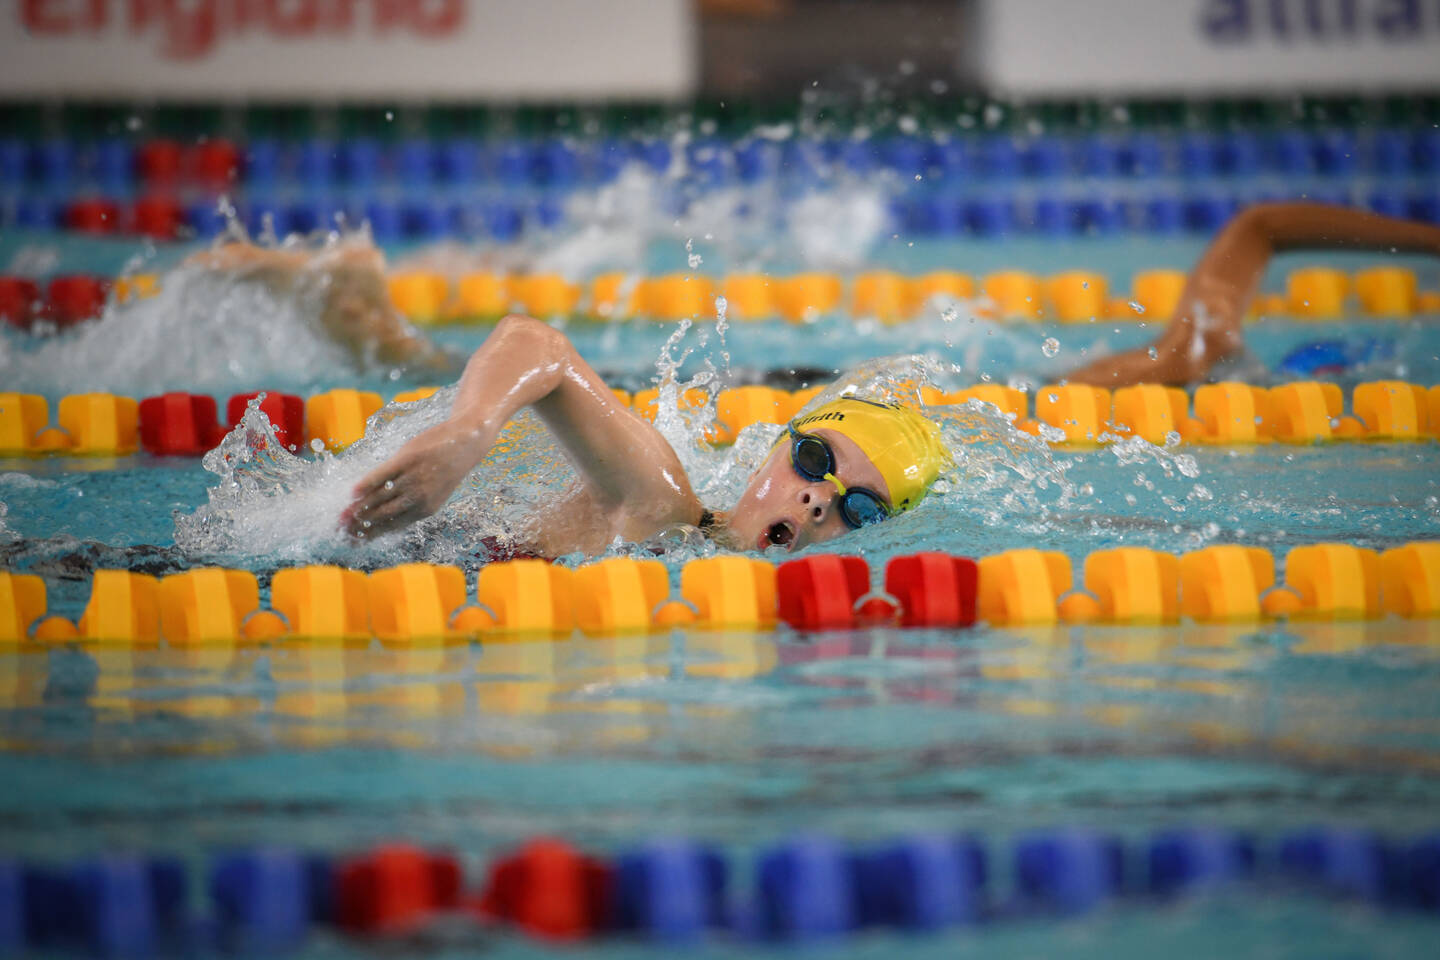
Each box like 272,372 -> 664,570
727,427 -> 892,553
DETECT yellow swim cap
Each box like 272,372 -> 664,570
791,397 -> 949,511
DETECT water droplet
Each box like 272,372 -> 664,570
1041,337 -> 1060,358
1128,300 -> 1146,314
1147,347 -> 1159,360
309,438 -> 325,453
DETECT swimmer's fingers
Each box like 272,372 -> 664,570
354,461 -> 408,500
344,484 -> 413,537
347,490 -> 425,539
349,474 -> 406,519
342,467 -> 414,535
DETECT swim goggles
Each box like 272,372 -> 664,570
787,425 -> 892,529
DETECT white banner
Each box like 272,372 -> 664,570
974,0 -> 1440,94
0,0 -> 696,100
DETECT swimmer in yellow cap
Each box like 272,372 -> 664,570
724,397 -> 949,552
340,313 -> 950,556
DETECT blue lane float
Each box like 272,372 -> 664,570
0,125 -> 1435,193
5,124 -> 1440,241
209,849 -> 329,954
613,840 -> 727,942
854,834 -> 986,931
1148,827 -> 1256,897
1014,829 -> 1125,915
3,825 -> 1437,956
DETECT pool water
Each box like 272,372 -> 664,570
3,226 -> 1440,956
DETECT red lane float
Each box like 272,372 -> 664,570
0,276 -> 41,329
131,195 -> 185,240
336,845 -> 462,935
477,838 -> 612,941
65,197 -> 121,234
136,138 -> 184,184
777,555 -> 870,630
191,138 -> 241,187
44,274 -> 110,327
139,393 -> 227,456
885,552 -> 979,628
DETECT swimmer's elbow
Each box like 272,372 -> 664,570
1222,204 -> 1277,246
493,313 -> 551,340
1228,201 -> 1328,251
486,314 -> 575,364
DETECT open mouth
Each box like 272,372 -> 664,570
762,519 -> 796,550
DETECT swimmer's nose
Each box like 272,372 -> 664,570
799,484 -> 835,524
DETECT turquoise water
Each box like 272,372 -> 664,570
2,228 -> 1440,955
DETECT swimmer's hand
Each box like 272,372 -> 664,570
343,421 -> 486,539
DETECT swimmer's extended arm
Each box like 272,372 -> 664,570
344,315 -> 702,538
1067,203 -> 1440,386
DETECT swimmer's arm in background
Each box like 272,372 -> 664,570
344,315 -> 702,539
1067,203 -> 1440,387
184,242 -> 455,374
185,243 -> 314,291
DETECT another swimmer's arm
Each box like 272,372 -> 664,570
345,315 -> 697,537
184,244 -> 314,291
1068,203 -> 1440,387
188,243 -> 453,373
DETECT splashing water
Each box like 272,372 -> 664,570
0,225 -> 430,396
475,161 -> 893,281
173,389 -> 577,567
786,190 -> 890,271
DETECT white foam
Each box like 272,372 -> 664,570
0,247 -> 362,397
